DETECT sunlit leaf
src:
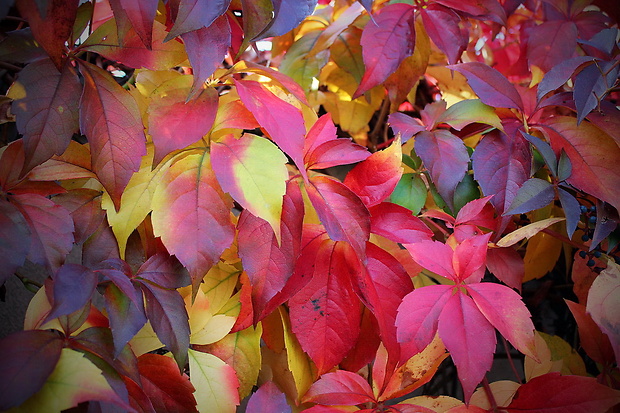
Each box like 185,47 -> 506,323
496,218 -> 565,248
303,369 -> 375,405
587,263 -> 620,364
188,349 -> 239,413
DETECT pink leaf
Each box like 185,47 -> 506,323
485,247 -> 524,291
421,4 -> 467,65
353,3 -> 415,99
289,241 -> 362,375
415,130 -> 469,211
305,139 -> 370,170
303,370 -> 375,406
304,113 -> 338,154
246,381 -> 291,413
396,284 -> 452,360
404,240 -> 457,281
527,20 -> 578,73
78,61 -> 146,210
467,283 -> 536,359
11,58 -> 81,175
434,0 -> 506,24
449,62 -> 524,110
438,292 -> 496,403
306,176 -> 370,259
453,233 -> 492,284
454,195 -> 496,229
369,202 -> 433,244
181,15 -> 231,98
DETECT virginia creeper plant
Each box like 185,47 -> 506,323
0,0 -> 619,412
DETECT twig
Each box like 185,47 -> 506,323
541,227 -> 588,250
369,97 -> 390,151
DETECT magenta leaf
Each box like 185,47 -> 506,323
303,369 -> 375,406
454,233 -> 492,284
181,14 -> 231,99
11,58 -> 81,175
485,247 -> 524,291
454,195 -> 496,230
0,329 -> 63,410
396,284 -> 452,360
305,139 -> 370,170
0,198 -> 30,285
421,4 -> 467,65
388,112 -> 426,143
45,264 -> 97,323
434,0 -> 506,24
353,3 -> 415,99
166,0 -> 231,40
415,130 -> 469,211
527,20 -> 578,73
405,240 -> 457,281
369,202 -> 433,244
504,177 -> 555,215
246,381 -> 291,413
449,62 -> 524,111
438,291 -> 496,403
304,114 -> 338,154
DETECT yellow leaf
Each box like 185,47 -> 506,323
525,331 -> 587,380
188,349 -> 240,413
129,321 -> 163,357
202,262 -> 241,313
280,306 -> 316,402
496,217 -> 565,248
9,348 -> 130,413
186,290 -> 236,345
437,100 -> 503,131
523,229 -> 563,282
400,395 -> 463,412
470,380 -> 520,410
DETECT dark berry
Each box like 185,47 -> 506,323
589,215 -> 597,224
581,234 -> 590,242
580,205 -> 588,214
589,206 -> 597,213
587,259 -> 595,267
593,251 -> 602,258
579,251 -> 587,258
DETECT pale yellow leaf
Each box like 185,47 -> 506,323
470,380 -> 520,409
188,349 -> 240,413
496,217 -> 565,248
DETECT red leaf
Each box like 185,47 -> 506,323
135,353 -> 198,412
79,61 -> 146,210
46,264 -> 97,322
151,152 -> 235,290
108,0 -> 158,49
541,116 -> 620,212
527,20 -> 578,73
181,15 -> 231,99
10,58 -> 81,175
449,62 -> 524,110
505,372 -> 620,412
434,0 -> 506,24
304,114 -> 338,154
415,130 -> 469,211
0,329 -> 63,411
16,0 -> 78,69
306,176 -> 370,259
565,300 -> 615,365
388,112 -> 426,143
396,284 -> 452,359
485,247 -> 524,291
353,3 -> 415,98
166,0 -> 231,40
369,202 -> 433,244
421,4 -> 467,65
140,282 -> 190,369
404,240 -> 457,281
148,83 -> 218,166
454,195 -> 496,230
237,180 -> 304,322
0,198 -> 30,285
246,381 -> 291,413
289,240 -> 362,375
467,283 -> 536,359
303,370 -> 375,406
438,292 -> 496,403
472,130 -> 531,234
13,193 -> 74,272
453,233 -> 492,283
235,79 -> 306,169
305,140 -> 370,171
343,137 -> 403,208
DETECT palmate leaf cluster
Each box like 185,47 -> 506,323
0,0 -> 619,412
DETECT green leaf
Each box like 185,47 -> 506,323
390,173 -> 427,215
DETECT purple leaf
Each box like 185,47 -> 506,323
521,131 -> 558,177
537,56 -> 593,101
46,264 -> 97,322
109,0 -> 158,48
165,0 -> 231,41
421,4 -> 467,65
558,187 -> 581,239
246,381 -> 291,413
449,62 -> 524,111
0,198 -> 30,285
137,253 -> 190,289
102,281 -> 147,356
527,20 -> 578,73
591,201 -> 618,252
388,112 -> 426,143
257,0 -> 317,39
504,178 -> 555,215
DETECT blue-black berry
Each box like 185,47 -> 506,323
587,259 -> 595,267
581,234 -> 590,242
593,251 -> 602,258
589,206 -> 597,213
589,215 -> 597,224
579,251 -> 587,258
580,205 -> 588,214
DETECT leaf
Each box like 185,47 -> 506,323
102,282 -> 147,357
415,130 -> 469,211
505,178 -> 555,215
234,79 -> 306,171
557,187 -> 580,239
280,30 -> 330,92
237,180 -> 304,322
448,63 -> 524,111
388,114 -> 426,144
405,240 -> 457,281
390,173 -> 428,215
437,100 -> 503,131
505,372 -> 620,413
353,3 -> 415,99
53,189 -> 105,244
136,353 -> 198,412
12,348 -> 131,412
259,0 -> 318,39
396,284 -> 453,359
523,229 -> 563,282
0,198 -> 30,285
16,0 -> 78,69
420,4 -> 466,65
45,263 -> 97,322
78,60 -> 146,210
148,77 -> 219,165
496,217 -> 565,248
9,58 -> 81,175
304,138 -> 370,170
151,151 -> 235,289
309,3 -> 364,59
306,176 -> 370,259
453,233 -> 493,284
435,0 -> 506,23
485,247 -> 524,291
541,116 -> 620,212
587,263 -> 620,364
565,300 -> 615,365
0,330 -> 63,411
83,19 -> 188,70
303,370 -> 375,405
527,20 -> 578,73
439,292 -> 496,403
212,133 -> 288,239
181,15 -> 231,98
28,140 -> 94,182
12,193 -> 74,272
166,0 -> 231,40
108,0 -> 158,49
246,381 -> 291,413
537,56 -> 593,101
289,240 -> 362,375
187,349 -> 239,413
369,202 -> 433,244
521,132 -> 558,177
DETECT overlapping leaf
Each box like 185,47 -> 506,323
108,0 -> 158,49
188,349 -> 239,413
166,0 -> 231,40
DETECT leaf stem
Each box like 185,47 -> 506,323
501,335 -> 523,383
369,97 -> 390,151
482,377 -> 499,412
540,227 -> 588,250
14,272 -> 42,292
